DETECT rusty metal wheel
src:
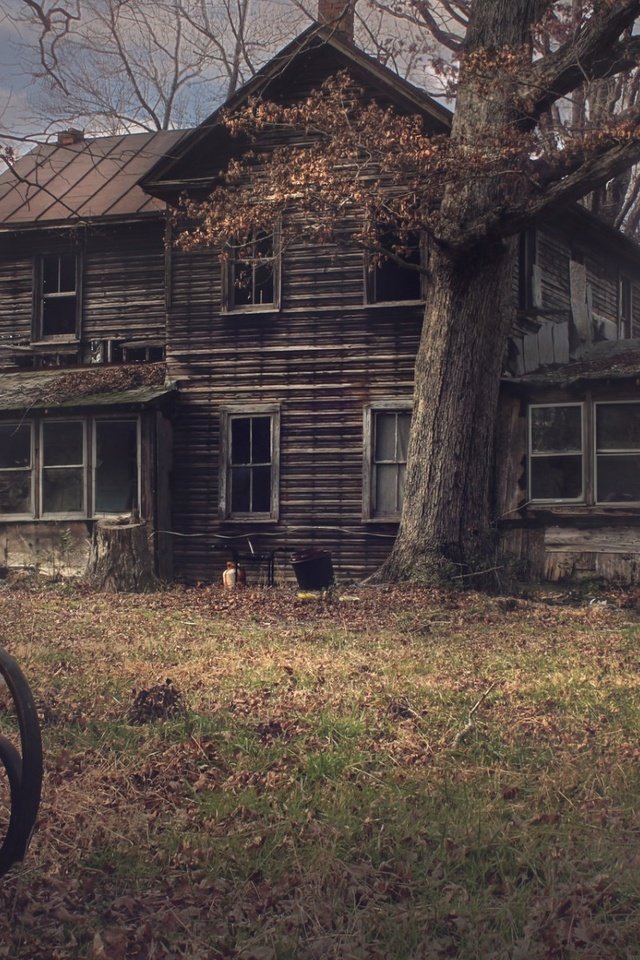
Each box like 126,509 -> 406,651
0,648 -> 42,877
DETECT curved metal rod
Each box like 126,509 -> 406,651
0,648 -> 43,877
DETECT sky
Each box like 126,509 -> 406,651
0,0 -> 440,152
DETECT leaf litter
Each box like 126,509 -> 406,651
0,583 -> 639,957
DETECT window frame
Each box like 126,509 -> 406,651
0,421 -> 35,520
0,416 -> 141,521
33,252 -> 82,342
39,418 -> 87,519
364,232 -> 425,306
363,400 -> 413,521
219,405 -> 280,521
594,400 -> 640,506
528,402 -> 585,504
221,226 -> 281,314
92,417 -> 141,518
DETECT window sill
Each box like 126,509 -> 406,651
526,503 -> 640,518
221,306 -> 280,316
221,516 -> 278,525
364,299 -> 425,309
362,516 -> 401,524
31,338 -> 80,349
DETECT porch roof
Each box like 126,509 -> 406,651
0,363 -> 175,412
504,339 -> 640,388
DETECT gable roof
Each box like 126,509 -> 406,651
0,130 -> 186,229
141,22 -> 452,197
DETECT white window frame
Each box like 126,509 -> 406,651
0,421 -> 35,520
219,406 -> 280,521
528,402 -> 585,504
40,418 -> 87,519
363,401 -> 412,521
92,417 -> 141,518
594,400 -> 640,505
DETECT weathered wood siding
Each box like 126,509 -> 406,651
167,236 -> 421,584
0,220 -> 166,371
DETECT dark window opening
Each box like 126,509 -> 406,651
95,420 -> 138,514
368,231 -> 422,304
227,232 -> 278,311
229,415 -> 273,515
39,254 -> 78,338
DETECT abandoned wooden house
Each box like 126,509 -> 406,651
2,15 -> 640,585
0,129 -> 183,578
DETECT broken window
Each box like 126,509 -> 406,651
364,404 -> 412,519
529,404 -> 584,501
221,409 -> 279,519
596,402 -> 640,503
94,420 -> 139,514
37,253 -> 79,339
41,420 -> 85,515
224,230 -> 280,312
366,230 -> 422,304
0,423 -> 33,516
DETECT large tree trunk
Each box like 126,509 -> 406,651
377,0 -> 536,582
86,520 -> 159,592
378,240 -> 517,581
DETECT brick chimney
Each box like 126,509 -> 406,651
56,129 -> 85,146
318,0 -> 356,41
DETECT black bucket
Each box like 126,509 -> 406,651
290,548 -> 334,590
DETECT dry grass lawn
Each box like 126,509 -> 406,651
0,581 -> 639,959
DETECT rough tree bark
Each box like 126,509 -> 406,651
377,0 -> 559,580
86,520 -> 158,593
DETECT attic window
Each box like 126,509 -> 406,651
36,253 -> 80,340
365,231 -> 423,304
223,229 -> 280,312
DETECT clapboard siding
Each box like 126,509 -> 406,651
167,235 -> 421,582
0,220 -> 166,371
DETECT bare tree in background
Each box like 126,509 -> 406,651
7,0 -> 306,134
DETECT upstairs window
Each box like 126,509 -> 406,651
528,404 -> 584,502
366,231 -> 423,304
224,230 -> 280,312
220,409 -> 280,520
595,402 -> 640,503
0,423 -> 33,517
363,403 -> 411,519
36,253 -> 80,339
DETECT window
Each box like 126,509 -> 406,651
41,420 -> 85,515
363,403 -> 411,519
0,423 -> 33,516
94,420 -> 139,514
0,416 -> 140,520
366,230 -> 423,304
529,404 -> 584,502
220,409 -> 280,520
595,403 -> 640,503
619,276 -> 632,339
36,253 -> 80,339
223,230 -> 280,312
